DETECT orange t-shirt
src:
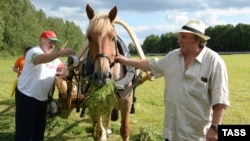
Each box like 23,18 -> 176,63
14,56 -> 25,77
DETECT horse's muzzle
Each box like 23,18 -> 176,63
93,71 -> 112,86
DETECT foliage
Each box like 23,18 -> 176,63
0,0 -> 85,56
141,24 -> 250,53
159,32 -> 178,53
128,42 -> 137,54
142,34 -> 160,54
131,127 -> 164,141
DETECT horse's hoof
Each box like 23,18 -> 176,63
80,111 -> 85,118
107,128 -> 112,138
107,128 -> 112,135
130,106 -> 135,114
111,108 -> 119,121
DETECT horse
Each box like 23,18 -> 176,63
78,4 -> 136,141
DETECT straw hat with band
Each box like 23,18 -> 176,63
179,19 -> 210,41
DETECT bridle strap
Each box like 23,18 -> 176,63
92,37 -> 118,68
93,53 -> 112,65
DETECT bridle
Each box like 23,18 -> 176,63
92,50 -> 117,68
90,26 -> 118,69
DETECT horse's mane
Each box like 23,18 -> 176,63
87,13 -> 115,36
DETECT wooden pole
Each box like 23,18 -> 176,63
114,19 -> 154,81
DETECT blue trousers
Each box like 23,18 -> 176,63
15,88 -> 47,141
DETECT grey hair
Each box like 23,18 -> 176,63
194,35 -> 207,48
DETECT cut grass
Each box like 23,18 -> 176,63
0,54 -> 250,140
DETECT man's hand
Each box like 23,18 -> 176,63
114,55 -> 128,65
60,68 -> 69,80
60,48 -> 74,57
206,127 -> 218,141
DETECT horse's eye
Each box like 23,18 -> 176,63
87,35 -> 92,42
111,37 -> 116,42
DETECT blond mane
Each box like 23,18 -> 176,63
87,13 -> 114,36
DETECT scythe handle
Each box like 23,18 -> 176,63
136,72 -> 153,87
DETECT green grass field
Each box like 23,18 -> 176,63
0,54 -> 250,141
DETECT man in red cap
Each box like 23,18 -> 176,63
15,30 -> 74,141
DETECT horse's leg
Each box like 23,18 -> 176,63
91,115 -> 108,141
48,82 -> 58,116
119,91 -> 133,141
103,108 -> 113,138
66,80 -> 72,109
91,117 -> 102,141
80,102 -> 87,118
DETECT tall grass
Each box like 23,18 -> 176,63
0,54 -> 250,141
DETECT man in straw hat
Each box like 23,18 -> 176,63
115,19 -> 230,141
15,30 -> 74,141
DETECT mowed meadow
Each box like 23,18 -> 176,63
0,54 -> 250,141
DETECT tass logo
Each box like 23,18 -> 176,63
218,125 -> 250,141
221,129 -> 246,136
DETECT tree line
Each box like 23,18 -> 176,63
1,0 -> 250,56
129,23 -> 250,54
0,0 -> 86,56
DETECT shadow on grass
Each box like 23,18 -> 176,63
45,117 -> 93,141
45,105 -> 94,140
0,100 -> 16,124
0,132 -> 14,141
0,100 -> 163,141
0,105 -> 15,116
0,100 -> 15,141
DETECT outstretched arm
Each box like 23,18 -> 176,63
114,55 -> 151,71
34,48 -> 74,65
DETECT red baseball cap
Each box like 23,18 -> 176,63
39,30 -> 60,42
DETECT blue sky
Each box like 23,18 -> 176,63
30,0 -> 250,46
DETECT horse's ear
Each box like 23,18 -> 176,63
86,4 -> 95,20
108,6 -> 117,22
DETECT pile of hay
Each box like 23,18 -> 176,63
85,78 -> 117,116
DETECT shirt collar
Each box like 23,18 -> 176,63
195,46 -> 207,63
177,47 -> 207,63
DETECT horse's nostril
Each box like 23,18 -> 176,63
93,73 -> 98,80
94,71 -> 112,79
107,72 -> 112,79
93,71 -> 112,86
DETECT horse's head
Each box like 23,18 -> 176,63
86,4 -> 118,86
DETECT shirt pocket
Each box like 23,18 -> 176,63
184,74 -> 208,96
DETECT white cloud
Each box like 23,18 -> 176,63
30,0 -> 250,45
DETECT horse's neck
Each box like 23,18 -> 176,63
112,63 -> 124,80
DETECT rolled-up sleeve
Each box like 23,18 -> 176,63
148,57 -> 164,78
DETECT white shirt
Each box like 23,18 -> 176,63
18,46 -> 61,101
148,47 -> 230,141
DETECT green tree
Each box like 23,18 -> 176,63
0,0 -> 86,55
142,34 -> 160,53
159,32 -> 178,53
0,10 -> 6,51
64,21 -> 85,52
128,42 -> 137,54
206,24 -> 234,52
233,24 -> 250,51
